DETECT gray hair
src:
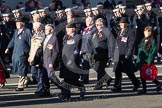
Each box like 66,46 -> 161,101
33,22 -> 42,28
95,18 -> 105,25
45,24 -> 55,30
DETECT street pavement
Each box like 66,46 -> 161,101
1,62 -> 162,108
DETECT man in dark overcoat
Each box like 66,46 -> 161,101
92,18 -> 115,90
80,17 -> 96,84
112,17 -> 141,92
5,16 -> 32,91
59,22 -> 85,99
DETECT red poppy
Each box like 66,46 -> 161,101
98,33 -> 103,38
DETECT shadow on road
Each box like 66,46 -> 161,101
1,76 -> 162,107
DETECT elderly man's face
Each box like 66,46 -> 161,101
16,22 -> 24,29
96,23 -> 104,31
33,25 -> 41,33
86,17 -> 93,27
45,27 -> 53,35
119,23 -> 128,29
66,27 -> 75,36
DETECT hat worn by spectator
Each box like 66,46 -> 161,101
96,4 -> 103,8
91,7 -> 98,11
145,2 -> 152,6
30,10 -> 38,15
38,8 -> 44,12
113,8 -> 120,13
12,9 -> 20,13
44,7 -> 49,10
15,16 -> 25,22
65,8 -> 72,12
55,10 -> 64,14
119,17 -> 129,23
66,22 -> 76,28
19,7 -> 25,11
160,7 -> 162,10
84,8 -> 91,13
136,5 -> 144,10
115,4 -> 122,9
119,5 -> 126,9
72,6 -> 78,10
2,13 -> 11,17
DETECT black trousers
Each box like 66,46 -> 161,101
114,72 -> 140,88
81,53 -> 91,82
113,56 -> 140,88
93,60 -> 111,83
62,78 -> 84,97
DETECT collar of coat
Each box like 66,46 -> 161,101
118,27 -> 129,37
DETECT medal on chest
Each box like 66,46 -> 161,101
98,32 -> 103,38
67,39 -> 75,45
121,37 -> 128,42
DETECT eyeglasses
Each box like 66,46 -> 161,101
96,24 -> 103,26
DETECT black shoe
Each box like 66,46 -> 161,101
28,80 -> 37,85
133,82 -> 141,91
111,87 -> 121,92
106,78 -> 112,88
138,90 -> 147,94
35,90 -> 50,96
58,94 -> 71,100
93,85 -> 103,90
38,91 -> 50,96
15,88 -> 24,91
35,90 -> 43,95
4,72 -> 10,79
157,84 -> 161,92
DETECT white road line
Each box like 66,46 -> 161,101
5,83 -> 18,86
156,65 -> 162,67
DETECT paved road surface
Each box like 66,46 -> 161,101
1,63 -> 162,108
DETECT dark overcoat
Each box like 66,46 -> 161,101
113,27 -> 136,73
7,27 -> 32,76
92,27 -> 115,61
60,34 -> 82,79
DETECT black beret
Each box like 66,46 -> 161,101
119,17 -> 129,23
14,16 -> 25,22
66,22 -> 76,28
